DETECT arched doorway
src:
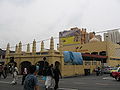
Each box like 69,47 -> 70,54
20,61 -> 31,74
36,61 -> 49,75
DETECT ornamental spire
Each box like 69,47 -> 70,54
27,43 -> 30,53
41,41 -> 44,51
32,39 -> 36,54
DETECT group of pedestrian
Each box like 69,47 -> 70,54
95,67 -> 102,76
0,62 -> 62,90
44,64 -> 62,90
0,63 -> 19,85
23,64 -> 62,90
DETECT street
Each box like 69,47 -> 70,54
59,74 -> 120,90
0,74 -> 120,90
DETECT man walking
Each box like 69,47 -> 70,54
53,65 -> 62,90
24,65 -> 39,90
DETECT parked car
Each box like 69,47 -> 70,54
103,66 -> 113,74
112,68 -> 120,81
110,67 -> 120,76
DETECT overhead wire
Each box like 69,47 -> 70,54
1,28 -> 120,50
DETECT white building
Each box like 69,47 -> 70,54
104,29 -> 120,44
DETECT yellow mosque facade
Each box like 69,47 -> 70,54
5,28 -> 120,77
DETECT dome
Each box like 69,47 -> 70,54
89,37 -> 100,43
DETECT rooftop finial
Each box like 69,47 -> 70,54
32,39 -> 36,54
41,41 -> 44,51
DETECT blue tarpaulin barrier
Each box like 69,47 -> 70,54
63,51 -> 72,63
63,51 -> 83,65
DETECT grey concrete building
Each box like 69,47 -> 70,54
104,29 -> 120,44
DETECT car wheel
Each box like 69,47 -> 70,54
116,76 -> 120,81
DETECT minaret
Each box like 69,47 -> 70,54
27,43 -> 30,53
32,39 -> 36,54
18,41 -> 22,53
6,43 -> 10,55
41,41 -> 44,51
50,37 -> 54,50
49,37 -> 54,55
15,44 -> 18,53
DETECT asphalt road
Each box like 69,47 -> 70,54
59,74 -> 120,90
0,74 -> 119,90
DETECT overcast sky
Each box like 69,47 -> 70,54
0,0 -> 120,51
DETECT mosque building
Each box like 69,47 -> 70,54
5,27 -> 120,77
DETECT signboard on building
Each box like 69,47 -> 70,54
59,28 -> 81,45
61,36 -> 81,45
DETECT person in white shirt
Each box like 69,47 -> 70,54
21,68 -> 28,85
10,66 -> 18,85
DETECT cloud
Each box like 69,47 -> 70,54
0,0 -> 120,51
80,0 -> 120,31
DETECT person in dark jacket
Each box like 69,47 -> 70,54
24,65 -> 39,90
53,66 -> 62,90
4,65 -> 8,78
0,64 -> 6,79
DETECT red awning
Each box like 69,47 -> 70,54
82,53 -> 108,59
